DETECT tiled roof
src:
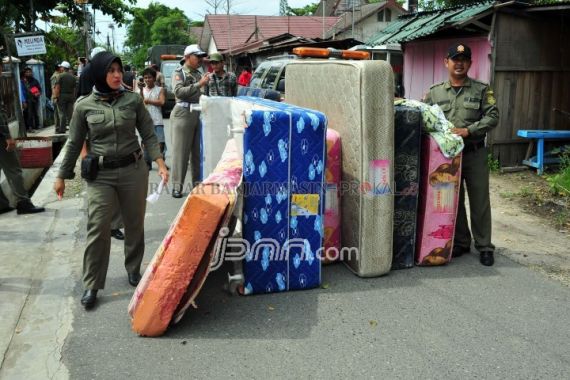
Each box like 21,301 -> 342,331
203,15 -> 341,52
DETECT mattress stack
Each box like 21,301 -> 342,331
239,96 -> 327,294
415,135 -> 462,266
392,105 -> 422,269
322,129 -> 342,264
286,60 -> 395,277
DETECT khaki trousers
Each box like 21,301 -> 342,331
170,105 -> 201,193
0,138 -> 29,209
455,146 -> 495,253
83,160 -> 148,289
57,100 -> 74,133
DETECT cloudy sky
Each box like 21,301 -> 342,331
94,0 -> 318,50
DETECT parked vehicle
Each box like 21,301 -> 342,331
241,46 -> 404,100
240,48 -> 371,101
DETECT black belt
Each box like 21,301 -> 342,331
102,149 -> 142,169
463,141 -> 485,154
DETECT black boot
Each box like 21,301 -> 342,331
111,229 -> 125,240
16,199 -> 45,215
128,272 -> 141,287
81,289 -> 98,309
480,251 -> 495,266
0,207 -> 15,215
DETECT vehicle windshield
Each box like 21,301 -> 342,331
161,61 -> 180,90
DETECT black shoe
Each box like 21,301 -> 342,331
128,272 -> 141,287
480,251 -> 495,266
172,190 -> 183,198
146,161 -> 152,171
81,289 -> 98,309
16,200 -> 45,215
452,246 -> 470,258
111,229 -> 125,240
0,207 -> 15,215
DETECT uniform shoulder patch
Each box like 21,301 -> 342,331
430,81 -> 445,89
472,78 -> 489,87
486,88 -> 496,105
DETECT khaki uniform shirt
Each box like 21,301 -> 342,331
58,91 -> 161,179
56,72 -> 77,102
172,65 -> 203,104
424,77 -> 499,143
205,71 -> 237,97
50,72 -> 60,100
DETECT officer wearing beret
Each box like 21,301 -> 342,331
424,43 -> 499,266
170,44 -> 209,198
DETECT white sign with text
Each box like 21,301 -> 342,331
14,35 -> 47,56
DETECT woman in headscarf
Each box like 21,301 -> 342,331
54,52 -> 169,310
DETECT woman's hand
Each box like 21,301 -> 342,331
54,178 -> 65,200
156,158 -> 169,183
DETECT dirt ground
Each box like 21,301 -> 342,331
489,171 -> 570,286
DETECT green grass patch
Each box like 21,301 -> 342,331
546,150 -> 570,197
487,154 -> 500,173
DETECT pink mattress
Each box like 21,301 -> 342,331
323,129 -> 341,264
415,135 -> 462,266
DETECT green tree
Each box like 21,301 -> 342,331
44,24 -> 84,71
124,2 -> 193,69
286,2 -> 319,16
0,0 -> 134,33
151,14 -> 192,46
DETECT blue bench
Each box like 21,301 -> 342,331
517,130 -> 570,175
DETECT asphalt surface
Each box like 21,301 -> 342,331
2,122 -> 569,379
59,121 -> 570,379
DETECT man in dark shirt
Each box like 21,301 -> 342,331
22,67 -> 41,131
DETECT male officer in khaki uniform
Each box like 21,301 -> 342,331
424,43 -> 499,266
170,44 -> 209,198
53,61 -> 77,133
0,64 -> 45,215
50,64 -> 62,130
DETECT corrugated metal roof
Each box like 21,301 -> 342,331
204,15 -> 341,52
366,1 -> 495,45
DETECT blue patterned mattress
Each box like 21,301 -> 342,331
240,96 -> 327,295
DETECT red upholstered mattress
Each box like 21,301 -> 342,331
130,185 -> 229,336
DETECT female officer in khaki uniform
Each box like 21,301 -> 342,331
54,52 -> 169,309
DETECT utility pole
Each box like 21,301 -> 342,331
29,0 -> 35,31
322,0 -> 326,39
108,23 -> 115,53
74,0 -> 90,58
351,0 -> 354,39
226,0 -> 232,72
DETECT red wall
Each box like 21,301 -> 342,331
403,36 -> 492,101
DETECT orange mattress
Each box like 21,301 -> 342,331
130,184 -> 229,337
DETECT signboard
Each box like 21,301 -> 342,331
14,35 -> 47,56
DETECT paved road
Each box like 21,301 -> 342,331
62,121 -> 570,379
2,121 -> 570,379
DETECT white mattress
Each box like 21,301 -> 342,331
286,60 -> 394,277
200,96 -> 271,177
